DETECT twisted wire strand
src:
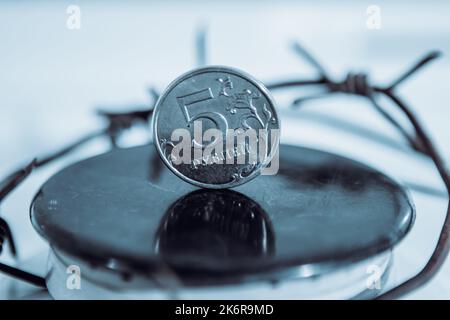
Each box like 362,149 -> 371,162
267,42 -> 449,299
0,94 -> 156,288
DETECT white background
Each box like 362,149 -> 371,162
0,0 -> 449,299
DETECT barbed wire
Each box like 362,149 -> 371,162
0,41 -> 448,300
266,42 -> 449,299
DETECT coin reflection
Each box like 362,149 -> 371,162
155,189 -> 275,260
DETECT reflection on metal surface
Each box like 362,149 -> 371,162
155,189 -> 275,260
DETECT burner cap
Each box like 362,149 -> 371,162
30,144 -> 414,284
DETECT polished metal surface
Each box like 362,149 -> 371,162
152,66 -> 280,188
30,144 -> 414,285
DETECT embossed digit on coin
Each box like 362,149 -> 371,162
152,66 -> 280,189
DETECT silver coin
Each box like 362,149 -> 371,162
152,66 -> 280,189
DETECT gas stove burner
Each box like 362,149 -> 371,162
29,144 -> 414,299
46,248 -> 392,299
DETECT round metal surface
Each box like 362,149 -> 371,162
152,66 -> 280,189
30,144 -> 414,285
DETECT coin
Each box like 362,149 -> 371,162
152,66 -> 280,189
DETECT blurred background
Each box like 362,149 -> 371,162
0,0 -> 449,299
